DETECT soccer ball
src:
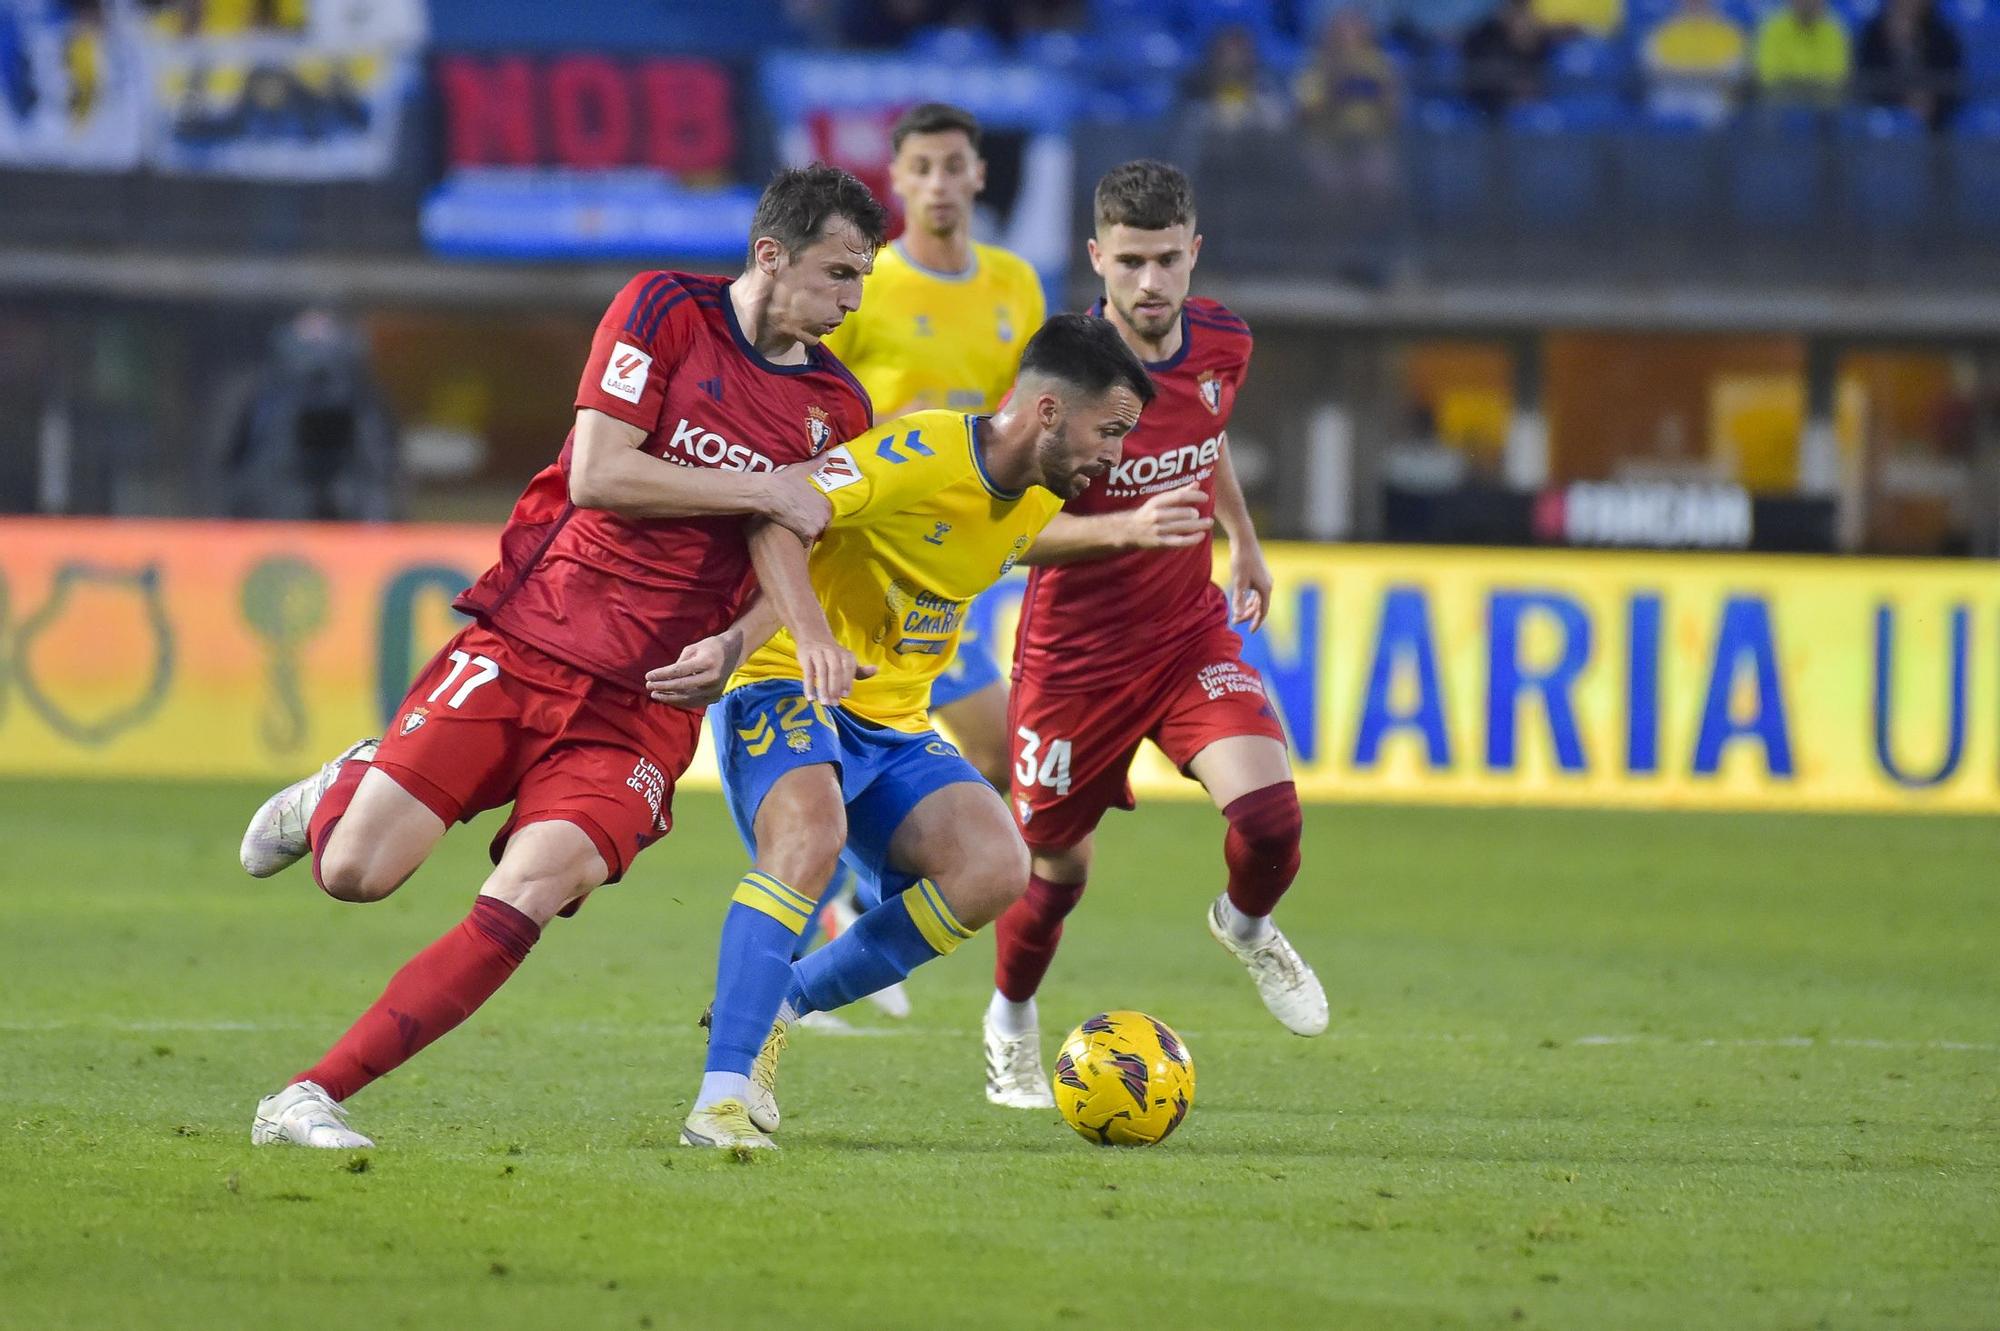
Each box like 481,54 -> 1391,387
1051,1010 -> 1195,1147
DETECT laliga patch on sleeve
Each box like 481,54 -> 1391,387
812,445 -> 862,493
600,341 -> 653,404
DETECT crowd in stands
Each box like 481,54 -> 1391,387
820,0 -> 1994,136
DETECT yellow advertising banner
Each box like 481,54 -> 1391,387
1,519 -> 1993,813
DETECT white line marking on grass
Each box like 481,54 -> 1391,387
0,1018 -> 927,1038
1573,1034 -> 1999,1054
0,1019 -> 294,1033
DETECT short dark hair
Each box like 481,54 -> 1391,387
747,164 -> 891,266
891,102 -> 982,155
1019,313 -> 1157,408
1094,159 -> 1196,233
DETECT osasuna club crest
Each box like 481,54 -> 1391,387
401,706 -> 429,735
805,406 -> 833,454
1197,370 -> 1224,415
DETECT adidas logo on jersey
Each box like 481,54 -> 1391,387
1106,434 -> 1223,490
663,417 -> 778,473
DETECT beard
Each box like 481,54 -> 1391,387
1114,291 -> 1181,342
1036,430 -> 1098,500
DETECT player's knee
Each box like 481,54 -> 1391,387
1031,837 -> 1092,886
483,868 -> 593,926
756,821 -> 846,900
1224,781 -> 1303,859
315,842 -> 403,904
941,831 -> 1030,929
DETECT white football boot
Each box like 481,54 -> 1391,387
680,1099 -> 777,1150
239,738 -> 379,878
983,1010 -> 1056,1109
746,1013 -> 791,1133
1206,896 -> 1330,1036
251,1080 -> 374,1149
822,891 -> 912,1019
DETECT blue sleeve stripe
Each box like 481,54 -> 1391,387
622,275 -> 674,337
636,289 -> 694,345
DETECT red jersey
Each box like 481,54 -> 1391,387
1012,296 -> 1252,692
456,271 -> 873,693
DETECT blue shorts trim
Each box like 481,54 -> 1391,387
712,679 -> 985,893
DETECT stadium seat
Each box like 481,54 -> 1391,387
1016,30 -> 1086,73
1553,34 -> 1631,96
907,25 -> 1005,65
1180,0 -> 1281,44
1959,13 -> 2000,100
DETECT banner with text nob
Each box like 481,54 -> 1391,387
422,51 -> 761,260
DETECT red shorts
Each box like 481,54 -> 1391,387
1006,627 -> 1288,852
370,622 -> 701,883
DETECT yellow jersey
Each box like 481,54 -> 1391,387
822,241 -> 1045,417
730,410 -> 1063,731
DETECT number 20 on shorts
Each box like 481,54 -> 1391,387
1015,727 -> 1073,796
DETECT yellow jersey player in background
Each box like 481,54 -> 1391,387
648,313 -> 1155,1149
821,100 -> 1045,793
812,100 -> 1046,1017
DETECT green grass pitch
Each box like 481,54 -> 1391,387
1,778 -> 1995,1329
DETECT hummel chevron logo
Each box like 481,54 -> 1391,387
875,429 -> 934,464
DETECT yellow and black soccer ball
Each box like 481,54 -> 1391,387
1051,1010 -> 1195,1147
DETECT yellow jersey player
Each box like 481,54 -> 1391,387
821,101 -> 1046,792
645,314 -> 1154,1149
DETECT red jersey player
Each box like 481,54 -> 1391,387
983,160 -> 1329,1108
235,165 -> 888,1148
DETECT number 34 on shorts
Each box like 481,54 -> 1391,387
1015,727 -> 1072,797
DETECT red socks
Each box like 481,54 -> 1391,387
308,759 -> 367,892
295,896 -> 541,1102
1221,782 -> 1303,919
993,874 -> 1088,1002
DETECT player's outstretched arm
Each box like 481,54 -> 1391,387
744,520 -> 867,706
1019,483 -> 1209,566
1210,435 -> 1273,631
646,624 -> 747,711
567,410 -> 831,541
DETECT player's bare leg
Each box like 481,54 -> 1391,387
687,765 -> 846,1148
311,768 -> 449,903
1188,735 -> 1328,1036
771,780 -> 1029,1113
253,821 -> 605,1148
829,676 -> 1006,1024
884,779 -> 1029,930
983,834 -> 1092,1108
